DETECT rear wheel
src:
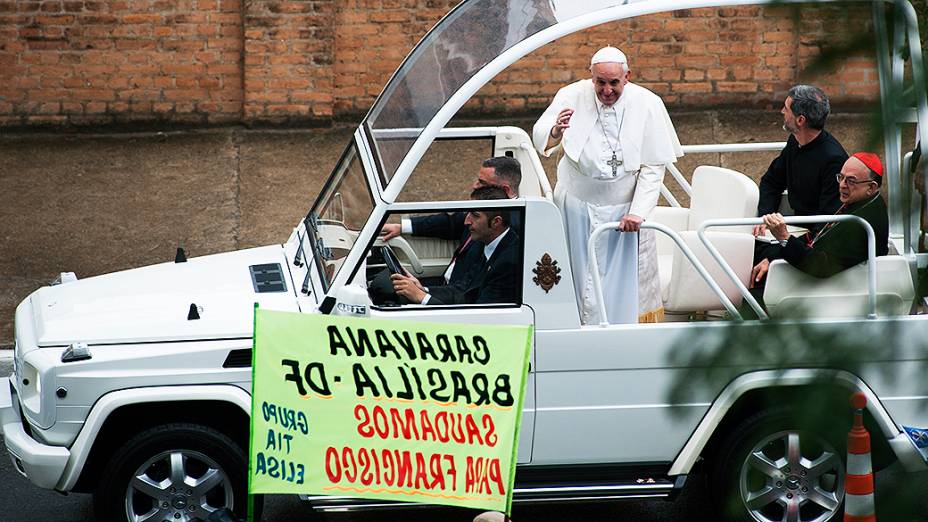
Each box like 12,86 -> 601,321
93,423 -> 252,522
710,408 -> 846,522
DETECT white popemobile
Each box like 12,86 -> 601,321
3,1 -> 928,521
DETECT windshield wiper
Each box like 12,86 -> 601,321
293,229 -> 306,267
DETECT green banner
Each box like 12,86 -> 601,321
248,309 -> 533,513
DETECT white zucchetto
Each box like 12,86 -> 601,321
590,46 -> 627,67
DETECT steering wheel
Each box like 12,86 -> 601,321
382,245 -> 404,276
373,236 -> 424,275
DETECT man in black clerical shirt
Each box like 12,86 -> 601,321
754,85 -> 848,263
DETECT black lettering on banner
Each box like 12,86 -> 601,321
396,364 -> 415,400
435,334 -> 455,362
472,335 -> 490,365
392,330 -> 417,360
375,329 -> 402,359
352,363 -> 381,397
455,335 -> 473,364
372,365 -> 394,398
347,327 -> 376,357
281,359 -> 307,396
409,365 -> 426,400
493,374 -> 514,407
450,371 -> 472,404
328,325 -> 350,356
471,373 -> 490,406
416,332 -> 438,362
426,368 -> 450,402
303,361 -> 332,396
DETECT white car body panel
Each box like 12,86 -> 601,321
31,245 -> 299,347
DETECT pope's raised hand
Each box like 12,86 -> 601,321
550,108 -> 574,140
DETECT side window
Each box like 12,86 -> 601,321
363,207 -> 524,308
399,137 -> 495,202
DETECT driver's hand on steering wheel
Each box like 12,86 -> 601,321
380,223 -> 402,241
391,273 -> 426,303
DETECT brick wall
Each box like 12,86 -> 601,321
243,0 -> 334,123
0,1 -> 883,128
0,0 -> 244,127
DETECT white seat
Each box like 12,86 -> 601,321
651,166 -> 760,314
764,255 -> 915,318
662,231 -> 756,312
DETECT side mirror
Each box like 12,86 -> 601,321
333,285 -> 372,318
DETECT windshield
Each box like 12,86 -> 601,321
365,0 -> 557,186
306,143 -> 375,292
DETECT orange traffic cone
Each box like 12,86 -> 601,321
844,392 -> 876,522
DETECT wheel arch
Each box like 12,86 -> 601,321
668,369 -> 905,476
59,385 -> 251,493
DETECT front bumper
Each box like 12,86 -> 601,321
1,376 -> 69,490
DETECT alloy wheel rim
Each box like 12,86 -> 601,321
739,429 -> 845,522
124,448 -> 233,522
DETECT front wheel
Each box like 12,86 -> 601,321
710,408 -> 847,522
93,423 -> 250,522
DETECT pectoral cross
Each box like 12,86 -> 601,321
607,153 -> 622,176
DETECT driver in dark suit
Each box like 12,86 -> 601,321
379,156 -> 521,287
391,186 -> 520,305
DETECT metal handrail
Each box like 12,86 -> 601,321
660,184 -> 682,208
680,142 -> 787,154
662,142 -> 788,207
665,163 -> 693,199
697,215 -> 878,320
588,221 -> 742,326
519,142 -> 554,200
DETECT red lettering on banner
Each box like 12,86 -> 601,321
390,407 -> 420,440
465,456 -> 506,496
322,447 -> 459,492
325,446 -> 341,483
482,414 -> 497,447
373,405 -> 389,438
354,405 -> 373,438
420,409 -> 436,441
353,406 -> 497,446
465,414 -> 483,445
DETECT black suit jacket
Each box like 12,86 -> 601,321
779,195 -> 889,278
410,212 -> 468,240
426,229 -> 520,305
411,212 -> 480,284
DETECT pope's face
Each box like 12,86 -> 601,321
591,62 -> 628,107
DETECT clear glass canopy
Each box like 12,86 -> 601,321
364,0 -> 560,185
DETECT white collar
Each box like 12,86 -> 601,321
483,228 -> 510,261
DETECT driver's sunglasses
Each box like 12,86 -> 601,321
836,173 -> 875,187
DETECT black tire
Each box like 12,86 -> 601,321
93,423 -> 255,522
709,407 -> 847,522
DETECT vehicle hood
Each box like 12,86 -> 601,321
29,245 -> 301,347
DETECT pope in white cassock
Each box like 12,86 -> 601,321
532,46 -> 683,324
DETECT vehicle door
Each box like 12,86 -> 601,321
356,201 -> 536,464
